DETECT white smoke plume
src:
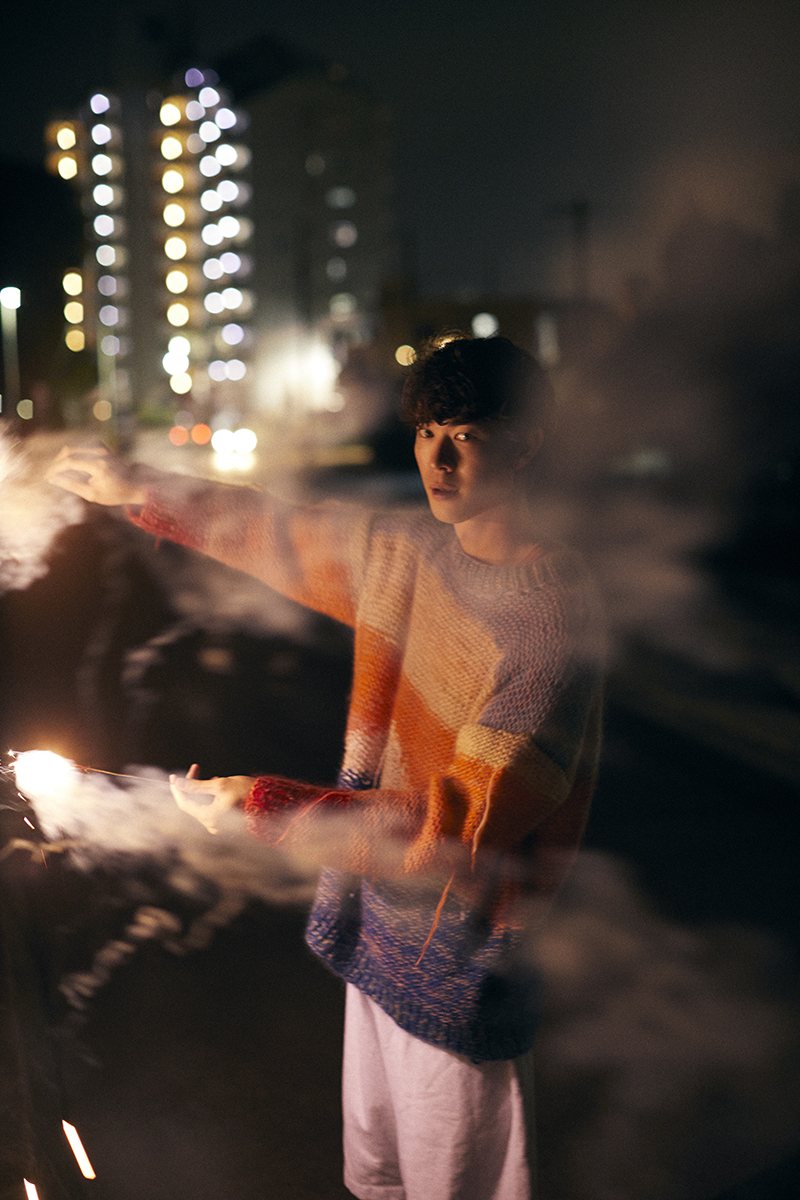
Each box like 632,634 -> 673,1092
0,429 -> 83,593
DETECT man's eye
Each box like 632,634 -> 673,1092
454,432 -> 471,441
417,428 -> 433,438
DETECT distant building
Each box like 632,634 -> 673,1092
45,70 -> 255,436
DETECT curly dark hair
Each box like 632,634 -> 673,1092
400,333 -> 554,434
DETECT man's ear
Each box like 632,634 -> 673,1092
515,427 -> 544,470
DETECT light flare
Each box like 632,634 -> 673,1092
13,750 -> 77,800
62,1121 -> 96,1179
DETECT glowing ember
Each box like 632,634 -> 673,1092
23,1183 -> 39,1200
62,1121 -> 96,1179
13,751 -> 77,800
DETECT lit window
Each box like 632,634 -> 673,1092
330,292 -> 356,317
163,202 -> 186,227
96,245 -> 116,266
167,303 -> 190,326
221,323 -> 243,345
326,186 -> 356,209
215,108 -> 236,130
91,124 -> 112,145
162,169 -> 184,194
56,126 -> 76,150
217,215 -> 240,238
204,292 -> 225,314
98,275 -> 117,296
58,157 -> 78,180
217,179 -> 239,203
62,272 -> 82,296
200,155 -> 221,177
93,183 -> 114,206
100,335 -> 120,355
65,329 -> 85,352
471,312 -> 499,338
166,269 -> 189,294
215,143 -> 237,167
165,236 -> 187,260
326,257 -> 347,282
64,301 -> 83,323
91,154 -> 112,175
90,94 -> 110,114
333,220 -> 358,248
219,251 -> 241,274
161,136 -> 183,160
200,189 -> 222,212
203,258 -> 223,280
94,214 -> 115,237
199,121 -> 220,142
186,102 -> 205,123
99,305 -> 119,326
199,87 -> 220,108
170,372 -> 192,394
160,102 -> 181,126
163,350 -> 189,374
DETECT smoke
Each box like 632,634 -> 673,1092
0,429 -> 83,593
528,851 -> 800,1200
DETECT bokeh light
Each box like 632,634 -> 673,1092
62,272 -> 82,296
165,235 -> 188,260
93,399 -> 113,421
395,344 -> 416,366
160,102 -> 181,126
166,270 -> 189,294
170,373 -> 192,394
162,169 -> 185,194
191,423 -> 212,445
169,425 -> 189,445
161,136 -> 183,160
17,399 -> 33,420
167,303 -> 189,326
65,329 -> 85,352
56,126 -> 76,149
163,202 -> 186,227
58,157 -> 78,180
64,301 -> 83,323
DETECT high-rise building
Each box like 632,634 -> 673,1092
45,68 -> 255,432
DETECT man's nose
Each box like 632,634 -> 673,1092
433,436 -> 457,470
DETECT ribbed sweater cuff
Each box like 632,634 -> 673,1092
243,775 -> 350,843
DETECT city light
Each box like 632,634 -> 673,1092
91,154 -> 112,175
93,183 -> 114,205
200,155 -> 221,177
215,143 -> 238,167
220,251 -> 241,273
99,305 -> 119,326
215,108 -> 237,130
221,322 -> 243,345
192,423 -> 212,444
96,245 -> 116,266
167,303 -> 190,326
169,335 -> 191,355
186,102 -> 205,123
160,102 -> 182,126
395,344 -> 416,366
163,202 -> 186,227
198,87 -> 220,108
217,180 -> 239,203
58,157 -> 78,180
91,123 -> 112,145
170,372 -> 192,394
201,223 -> 223,246
163,350 -> 189,374
90,93 -> 110,114
64,301 -> 83,323
162,169 -> 185,194
98,275 -> 117,295
94,214 -> 115,236
166,270 -> 189,294
169,424 -> 189,445
161,136 -> 183,160
66,329 -> 85,352
201,189 -> 223,212
218,215 -> 240,238
93,399 -> 112,421
100,335 -> 120,355
199,120 -> 220,142
56,125 -> 76,149
62,272 -> 82,295
165,236 -> 188,260
0,287 -> 21,309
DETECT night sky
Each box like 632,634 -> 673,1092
2,0 -> 800,299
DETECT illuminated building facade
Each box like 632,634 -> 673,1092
44,68 -> 254,428
242,71 -> 397,417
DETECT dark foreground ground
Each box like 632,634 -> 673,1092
2,501 -> 799,1200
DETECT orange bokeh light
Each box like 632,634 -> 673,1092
191,423 -> 212,445
168,425 -> 189,446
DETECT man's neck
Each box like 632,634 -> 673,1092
453,503 -> 538,566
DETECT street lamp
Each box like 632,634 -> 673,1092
0,286 -> 22,417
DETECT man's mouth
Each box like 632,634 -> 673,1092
430,483 -> 457,496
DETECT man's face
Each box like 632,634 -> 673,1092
414,420 -> 529,527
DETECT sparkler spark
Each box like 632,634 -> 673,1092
62,1121 -> 96,1179
12,750 -> 77,800
23,1182 -> 39,1200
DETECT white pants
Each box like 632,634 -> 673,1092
342,984 -> 536,1200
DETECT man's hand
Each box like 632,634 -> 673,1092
170,764 -> 256,835
46,445 -> 148,507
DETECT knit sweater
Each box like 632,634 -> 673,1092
128,475 -> 603,1062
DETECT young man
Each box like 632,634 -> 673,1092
49,334 -> 603,1200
